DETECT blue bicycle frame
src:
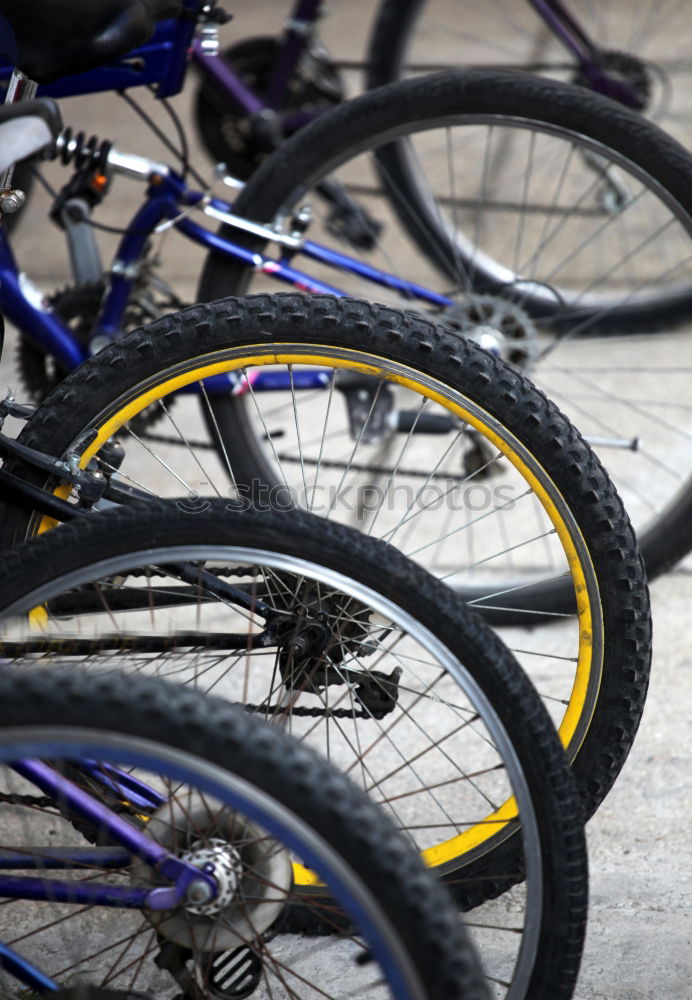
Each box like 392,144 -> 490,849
0,755 -> 214,993
0,0 -> 643,401
0,157 -> 454,396
0,5 -> 197,99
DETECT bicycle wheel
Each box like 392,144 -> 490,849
0,294 -> 651,826
0,664 -> 488,1000
0,499 -> 588,998
196,71 -> 692,578
367,0 -> 692,142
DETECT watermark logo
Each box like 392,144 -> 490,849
176,492 -> 212,515
176,480 -> 517,518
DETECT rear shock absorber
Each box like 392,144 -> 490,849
45,129 -> 115,286
49,127 -> 113,172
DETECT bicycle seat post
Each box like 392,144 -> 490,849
0,70 -> 38,192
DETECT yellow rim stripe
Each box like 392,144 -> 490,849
42,347 -> 600,881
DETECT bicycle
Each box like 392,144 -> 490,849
9,2 -> 683,166
3,50 -> 664,852
0,7 -> 653,850
0,663 -> 491,999
0,93 -> 594,998
0,3 -> 688,594
0,152 -> 656,861
0,495 -> 594,998
190,0 -> 692,181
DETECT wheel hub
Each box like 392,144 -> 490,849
181,838 -> 244,916
131,792 -> 293,951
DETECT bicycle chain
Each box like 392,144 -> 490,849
243,702 -> 371,719
0,790 -> 58,808
105,563 -> 265,581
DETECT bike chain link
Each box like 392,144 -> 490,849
0,790 -> 56,808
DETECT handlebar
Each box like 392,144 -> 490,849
0,97 -> 62,183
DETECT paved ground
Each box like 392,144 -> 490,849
1,2 -> 691,997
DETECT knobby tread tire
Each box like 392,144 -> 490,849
196,71 -> 692,575
0,498 -> 588,997
0,293 -> 651,826
0,663 -> 488,1000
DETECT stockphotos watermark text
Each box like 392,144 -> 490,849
176,480 -> 518,517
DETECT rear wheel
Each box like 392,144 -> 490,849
367,0 -> 692,143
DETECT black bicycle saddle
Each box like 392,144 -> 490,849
0,1 -> 182,84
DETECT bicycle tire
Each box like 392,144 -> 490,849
203,68 -> 692,332
196,70 -> 692,578
0,295 -> 652,829
0,664 -> 489,1000
0,499 -> 588,997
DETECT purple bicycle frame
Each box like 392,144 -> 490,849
0,0 -> 646,396
1,757 -> 215,908
529,0 -> 643,107
192,0 -> 330,134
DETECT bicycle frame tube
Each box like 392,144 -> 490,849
0,233 -> 86,370
191,0 -> 327,130
191,40 -> 266,116
0,941 -> 58,993
162,174 -> 454,306
1,758 -> 216,909
265,0 -> 324,110
99,184 -> 181,337
530,0 -> 597,61
74,758 -> 166,811
529,0 -> 644,107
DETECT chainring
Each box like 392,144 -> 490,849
443,294 -> 539,373
17,282 -> 105,402
17,280 -> 178,430
195,36 -> 344,179
572,49 -> 652,111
